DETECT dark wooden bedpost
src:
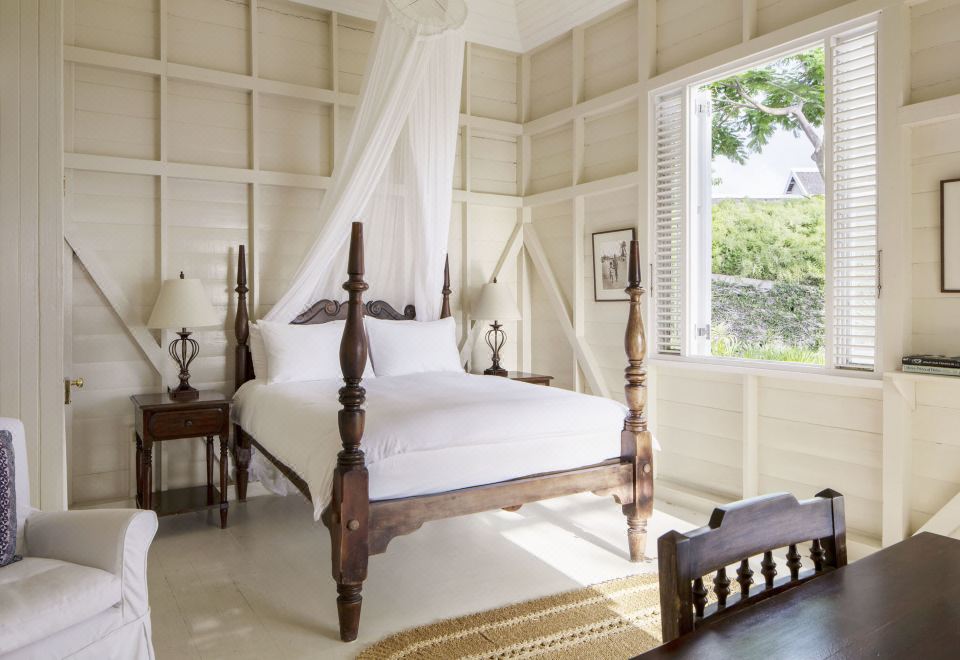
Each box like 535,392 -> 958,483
234,245 -> 252,501
330,221 -> 371,642
621,239 -> 653,562
440,254 -> 452,319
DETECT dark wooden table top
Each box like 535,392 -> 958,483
638,532 -> 960,660
131,390 -> 227,410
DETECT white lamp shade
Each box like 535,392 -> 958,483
472,281 -> 521,321
147,277 -> 220,329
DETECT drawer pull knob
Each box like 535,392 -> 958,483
185,420 -> 193,427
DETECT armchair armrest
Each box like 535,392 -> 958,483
24,509 -> 159,622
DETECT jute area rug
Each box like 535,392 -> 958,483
358,573 -> 664,660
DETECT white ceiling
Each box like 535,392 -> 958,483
293,0 -> 629,53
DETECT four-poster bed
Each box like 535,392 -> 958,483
230,222 -> 653,642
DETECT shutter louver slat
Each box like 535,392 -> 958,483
831,26 -> 878,371
655,91 -> 683,355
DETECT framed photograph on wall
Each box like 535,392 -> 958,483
942,179 -> 960,292
592,228 -> 637,301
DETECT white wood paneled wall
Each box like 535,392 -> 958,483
62,0 -> 525,506
0,0 -> 65,511
55,0 -> 960,544
898,0 -> 960,542
519,0 -> 960,551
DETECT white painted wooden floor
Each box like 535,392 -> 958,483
148,493 -> 698,659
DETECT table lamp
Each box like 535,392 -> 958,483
147,272 -> 219,401
472,279 -> 521,376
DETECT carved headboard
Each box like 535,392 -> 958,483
291,299 -> 416,325
234,245 -> 451,389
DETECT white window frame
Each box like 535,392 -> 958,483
647,15 -> 882,379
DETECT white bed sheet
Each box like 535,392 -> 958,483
232,372 -> 627,520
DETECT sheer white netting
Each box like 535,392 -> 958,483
264,0 -> 467,323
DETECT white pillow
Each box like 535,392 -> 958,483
248,323 -> 268,380
258,319 -> 374,384
366,316 -> 463,377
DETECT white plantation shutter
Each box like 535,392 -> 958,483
830,25 -> 878,370
654,91 -> 683,355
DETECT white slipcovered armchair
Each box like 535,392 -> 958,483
0,418 -> 158,659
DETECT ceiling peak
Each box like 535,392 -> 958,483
291,0 -> 631,53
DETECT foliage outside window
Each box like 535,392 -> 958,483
703,48 -> 826,365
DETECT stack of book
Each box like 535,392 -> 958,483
902,355 -> 960,377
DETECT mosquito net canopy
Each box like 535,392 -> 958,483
264,0 -> 467,323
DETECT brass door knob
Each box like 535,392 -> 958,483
64,377 -> 84,405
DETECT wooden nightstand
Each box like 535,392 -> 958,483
131,391 -> 231,528
478,371 -> 554,386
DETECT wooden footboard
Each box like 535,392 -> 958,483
367,460 -> 635,555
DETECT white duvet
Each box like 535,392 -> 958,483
233,372 -> 627,519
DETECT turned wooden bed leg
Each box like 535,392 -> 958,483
621,240 -> 653,562
336,583 -> 364,641
330,222 -> 371,642
234,426 -> 251,501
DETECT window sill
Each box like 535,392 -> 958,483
647,355 -> 883,388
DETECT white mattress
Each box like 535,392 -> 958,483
232,372 -> 627,519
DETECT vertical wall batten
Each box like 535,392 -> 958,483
38,0 -> 65,509
742,0 -> 759,42
0,0 -> 22,426
742,374 -> 759,498
20,0 -> 42,497
572,195 -> 585,392
158,0 -> 170,396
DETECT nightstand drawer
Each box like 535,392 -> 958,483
147,408 -> 225,439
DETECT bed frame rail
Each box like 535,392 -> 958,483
368,460 -> 634,555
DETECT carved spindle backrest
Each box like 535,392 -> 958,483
235,245 -> 252,391
761,551 -> 777,588
786,544 -> 803,581
713,567 -> 731,609
692,578 -> 707,618
658,489 -> 846,643
736,559 -> 754,597
810,538 -> 826,571
440,254 -> 452,319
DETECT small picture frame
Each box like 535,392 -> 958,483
942,179 -> 960,292
592,228 -> 636,301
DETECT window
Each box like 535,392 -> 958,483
652,21 -> 879,372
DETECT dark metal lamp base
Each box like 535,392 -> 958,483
168,385 -> 199,401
